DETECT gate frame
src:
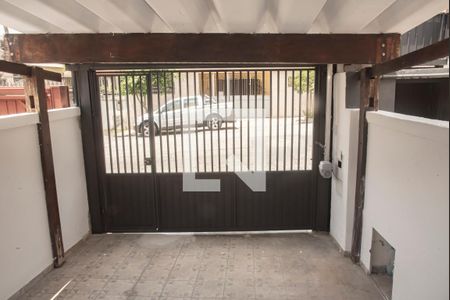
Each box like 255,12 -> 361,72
72,64 -> 331,234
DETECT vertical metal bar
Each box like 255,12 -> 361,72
156,72 -> 164,173
216,71 -> 221,172
232,71 -> 236,172
139,75 -> 147,173
163,71 -> 171,173
297,70 -> 303,170
146,73 -> 159,229
111,76 -> 120,173
247,71 -> 250,170
194,71 -> 199,173
261,70 -> 265,171
132,76 -> 140,173
283,70 -> 288,171
171,72 -> 178,172
118,76 -> 127,173
125,75 -> 134,172
178,72 -> 185,172
254,70 -> 258,171
269,71 -> 273,171
276,71 -> 280,171
147,74 -> 156,174
290,70 -> 295,171
209,71 -> 214,172
103,76 -> 114,174
304,70 -> 310,170
187,72 -> 193,172
239,71 -> 243,172
201,72 -> 207,172
224,71 -> 229,172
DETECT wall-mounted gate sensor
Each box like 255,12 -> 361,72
319,161 -> 333,179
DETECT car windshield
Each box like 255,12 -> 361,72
159,99 -> 182,113
184,97 -> 198,108
203,96 -> 217,105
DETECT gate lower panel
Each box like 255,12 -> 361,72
158,173 -> 236,231
106,174 -> 157,232
106,172 -> 313,232
236,171 -> 312,230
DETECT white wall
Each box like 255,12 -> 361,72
361,111 -> 449,300
330,73 -> 359,252
0,108 -> 90,299
0,113 -> 53,300
49,108 -> 90,251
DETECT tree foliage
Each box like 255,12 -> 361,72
119,72 -> 175,96
289,70 -> 315,93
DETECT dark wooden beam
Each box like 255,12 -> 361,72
371,38 -> 449,77
350,34 -> 399,263
5,33 -> 399,64
350,69 -> 380,263
0,59 -> 62,81
1,59 -> 65,265
350,38 -> 448,263
24,67 -> 65,267
0,59 -> 30,76
37,69 -> 62,82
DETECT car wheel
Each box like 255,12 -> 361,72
206,114 -> 223,130
140,121 -> 158,137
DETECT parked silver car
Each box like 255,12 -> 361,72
137,95 -> 234,136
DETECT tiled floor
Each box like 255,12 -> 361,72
21,233 -> 383,300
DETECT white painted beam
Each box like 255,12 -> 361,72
310,0 -> 397,33
75,0 -> 169,33
256,9 -> 278,33
362,0 -> 449,34
213,0 -> 268,33
5,0 -> 116,33
188,0 -> 224,33
115,0 -> 170,33
145,0 -> 220,33
0,0 -> 63,33
269,0 -> 327,33
1,0 -> 447,34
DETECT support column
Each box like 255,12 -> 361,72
350,35 -> 399,263
71,65 -> 106,233
24,67 -> 65,267
351,68 -> 380,263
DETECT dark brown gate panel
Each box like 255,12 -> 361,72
106,174 -> 157,231
236,171 -> 312,230
158,173 -> 235,231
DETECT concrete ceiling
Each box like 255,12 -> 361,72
0,0 -> 448,34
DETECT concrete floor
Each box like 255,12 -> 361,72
21,233 -> 383,300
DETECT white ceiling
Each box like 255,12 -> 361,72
0,0 -> 448,34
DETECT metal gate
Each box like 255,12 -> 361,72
90,66 -> 329,232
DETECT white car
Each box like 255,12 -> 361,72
137,95 -> 234,136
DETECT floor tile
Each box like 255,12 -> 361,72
20,233 -> 383,300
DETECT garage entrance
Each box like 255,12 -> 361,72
86,65 -> 329,232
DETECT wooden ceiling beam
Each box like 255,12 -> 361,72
5,33 -> 400,64
370,38 -> 449,77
